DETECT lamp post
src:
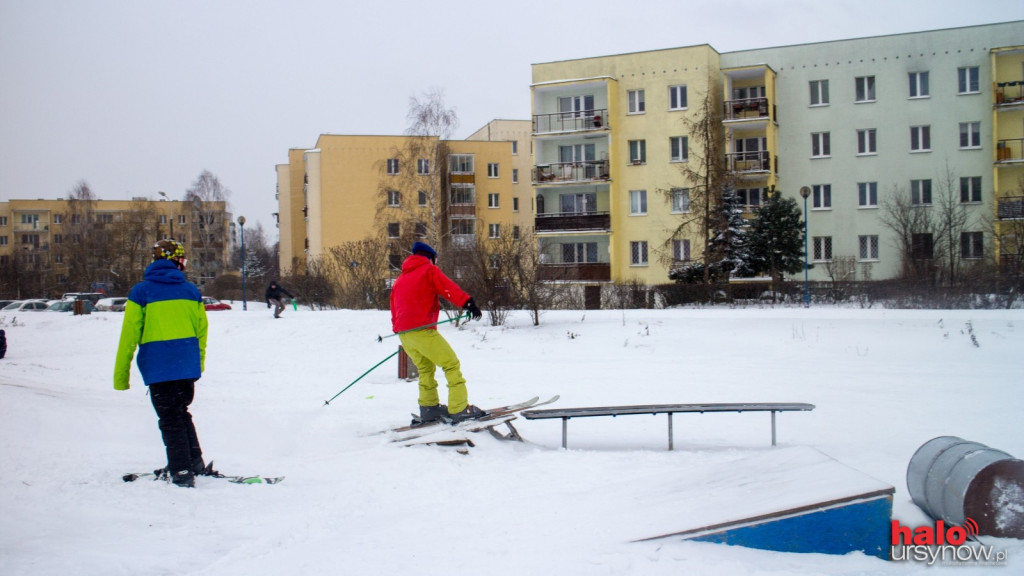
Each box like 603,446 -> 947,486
799,186 -> 811,308
238,216 -> 247,311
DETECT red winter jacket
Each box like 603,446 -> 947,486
390,254 -> 471,333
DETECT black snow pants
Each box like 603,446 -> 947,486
149,379 -> 203,473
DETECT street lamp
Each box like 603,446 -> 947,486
799,186 -> 811,308
238,216 -> 247,311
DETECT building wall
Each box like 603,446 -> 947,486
722,21 -> 1024,281
465,119 -> 534,232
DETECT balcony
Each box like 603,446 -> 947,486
533,160 -> 610,184
723,98 -> 772,122
538,263 -> 611,282
725,150 -> 772,174
998,196 -> 1024,220
996,139 -> 1023,163
995,81 -> 1024,106
535,212 -> 610,233
533,109 -> 608,134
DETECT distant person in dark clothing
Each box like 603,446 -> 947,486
0,329 -> 6,359
265,280 -> 294,319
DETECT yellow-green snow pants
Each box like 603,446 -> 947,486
398,329 -> 468,414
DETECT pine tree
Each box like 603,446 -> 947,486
743,191 -> 806,294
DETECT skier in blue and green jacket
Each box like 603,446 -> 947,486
114,239 -> 210,488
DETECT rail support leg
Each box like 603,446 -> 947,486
561,417 -> 568,449
668,413 -> 674,451
771,411 -> 777,446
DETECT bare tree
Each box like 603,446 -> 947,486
111,199 -> 159,288
659,79 -> 732,299
932,162 -> 973,288
326,236 -> 393,309
880,183 -> 938,283
184,171 -> 230,291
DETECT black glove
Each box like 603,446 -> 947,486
463,297 -> 482,321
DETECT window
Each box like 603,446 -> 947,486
629,190 -> 647,215
449,154 -> 474,173
513,197 -> 520,212
53,234 -> 62,244
810,80 -> 829,105
513,226 -> 520,240
387,158 -> 399,175
418,190 -> 427,206
488,163 -> 499,178
451,219 -> 474,236
857,129 -> 877,155
628,140 -> 646,164
811,132 -> 831,157
387,223 -> 399,238
52,215 -> 62,224
159,214 -> 167,224
958,67 -> 980,94
630,241 -> 649,266
855,76 -> 876,102
737,188 -> 764,211
908,71 -> 930,98
72,214 -> 82,224
0,236 -> 6,246
673,239 -> 691,261
671,188 -> 690,213
417,159 -> 430,174
628,89 -> 645,114
961,232 -> 984,259
670,136 -> 689,162
669,85 -> 688,110
859,235 -> 879,260
959,122 -> 981,149
910,125 -> 931,152
562,242 -> 598,264
858,182 -> 878,208
0,216 -> 7,226
911,179 -> 932,205
512,168 -> 519,184
813,236 -> 833,261
450,185 -> 475,205
386,190 -> 400,207
812,184 -> 832,209
912,233 -> 934,259
511,141 -> 518,155
415,222 -> 427,237
960,177 -> 982,203
489,223 -> 500,239
488,193 -> 500,208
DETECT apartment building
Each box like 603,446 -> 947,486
276,122 -> 530,277
530,21 -> 1024,303
0,197 -> 230,296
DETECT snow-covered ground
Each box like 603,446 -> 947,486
1,304 -> 1022,575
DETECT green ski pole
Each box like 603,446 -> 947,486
376,313 -> 469,343
324,349 -> 400,406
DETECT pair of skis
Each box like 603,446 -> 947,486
388,395 -> 559,445
123,463 -> 284,485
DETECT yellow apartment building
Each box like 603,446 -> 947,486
0,197 -> 230,297
276,123 -> 528,279
992,46 -> 1024,268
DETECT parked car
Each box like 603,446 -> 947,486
3,300 -> 50,312
95,297 -> 128,311
47,300 -> 96,313
202,297 -> 232,311
0,299 -> 18,309
61,292 -> 106,305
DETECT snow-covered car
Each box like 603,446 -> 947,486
202,297 -> 232,311
95,297 -> 128,311
3,300 -> 50,312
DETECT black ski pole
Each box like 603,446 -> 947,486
324,349 -> 400,406
376,313 -> 469,342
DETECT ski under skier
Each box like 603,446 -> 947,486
390,241 -> 484,424
113,239 -> 215,488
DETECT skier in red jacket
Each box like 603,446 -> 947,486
390,241 -> 483,424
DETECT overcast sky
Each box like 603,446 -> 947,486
2,0 -> 1022,237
